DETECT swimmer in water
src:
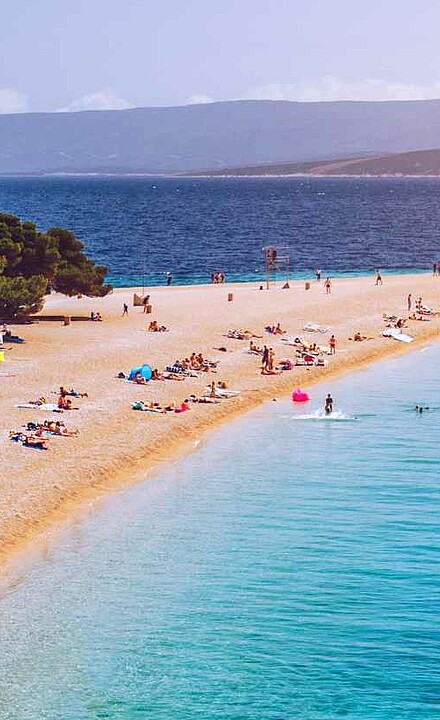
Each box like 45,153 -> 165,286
415,405 -> 429,413
325,393 -> 333,415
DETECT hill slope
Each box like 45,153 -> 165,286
4,100 -> 440,174
190,148 -> 440,177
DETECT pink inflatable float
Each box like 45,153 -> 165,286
292,387 -> 309,403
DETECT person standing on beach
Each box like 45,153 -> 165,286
166,272 -> 173,286
433,263 -> 437,276
142,295 -> 150,313
375,268 -> 383,285
329,335 -> 336,355
268,348 -> 275,371
324,277 -> 332,294
316,268 -> 321,281
262,345 -> 269,370
407,293 -> 412,312
122,303 -> 129,316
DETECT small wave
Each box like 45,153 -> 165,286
292,409 -> 358,421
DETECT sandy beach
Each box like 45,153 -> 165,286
1,273 -> 439,566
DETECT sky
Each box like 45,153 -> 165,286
2,0 -> 440,113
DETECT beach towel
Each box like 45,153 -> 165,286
16,403 -> 59,411
202,387 -> 240,398
165,365 -> 200,377
303,322 -> 329,333
381,329 -> 414,343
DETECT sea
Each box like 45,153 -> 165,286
0,176 -> 440,286
0,343 -> 439,719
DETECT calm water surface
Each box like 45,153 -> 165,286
0,176 -> 439,285
0,345 -> 439,719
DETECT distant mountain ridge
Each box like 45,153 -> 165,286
4,100 -> 440,174
188,148 -> 440,177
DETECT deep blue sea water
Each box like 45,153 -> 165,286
0,344 -> 439,719
0,176 -> 439,286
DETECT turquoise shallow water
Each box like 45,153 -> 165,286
1,345 -> 440,719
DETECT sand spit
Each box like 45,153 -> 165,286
1,274 -> 439,566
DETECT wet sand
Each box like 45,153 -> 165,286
1,273 -> 439,566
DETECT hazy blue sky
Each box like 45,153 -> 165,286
2,0 -> 440,113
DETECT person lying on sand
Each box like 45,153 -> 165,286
409,313 -> 430,321
29,396 -> 47,406
349,332 -> 373,341
10,431 -> 49,450
132,400 -> 167,413
265,323 -> 286,335
59,386 -> 88,398
174,400 -> 190,413
187,394 -> 220,404
43,420 -> 78,436
227,329 -> 262,340
133,372 -> 148,385
249,340 -> 263,355
163,371 -> 186,381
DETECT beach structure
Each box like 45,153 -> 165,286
263,246 -> 291,289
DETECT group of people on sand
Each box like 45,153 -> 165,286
265,323 -> 285,335
57,386 -> 88,409
11,416 -> 79,450
261,346 -> 279,375
148,320 -> 168,332
315,269 -> 332,293
211,272 -> 226,284
133,399 -> 190,414
90,311 -> 102,321
172,353 -> 218,373
227,329 -> 261,340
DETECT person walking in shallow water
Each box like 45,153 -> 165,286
325,393 -> 333,415
375,268 -> 383,285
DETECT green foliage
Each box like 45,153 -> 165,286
0,275 -> 47,321
0,213 -> 112,319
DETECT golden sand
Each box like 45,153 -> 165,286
1,273 -> 439,566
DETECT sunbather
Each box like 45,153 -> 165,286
249,340 -> 263,354
133,372 -> 148,385
148,320 -> 168,332
175,400 -> 190,413
59,386 -> 88,398
152,368 -> 165,380
23,434 -> 49,450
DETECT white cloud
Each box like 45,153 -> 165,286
0,88 -> 28,114
59,90 -> 134,112
244,77 -> 440,102
186,94 -> 214,105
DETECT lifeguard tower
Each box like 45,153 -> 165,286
263,246 -> 291,289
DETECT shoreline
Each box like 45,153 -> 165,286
1,274 -> 440,571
